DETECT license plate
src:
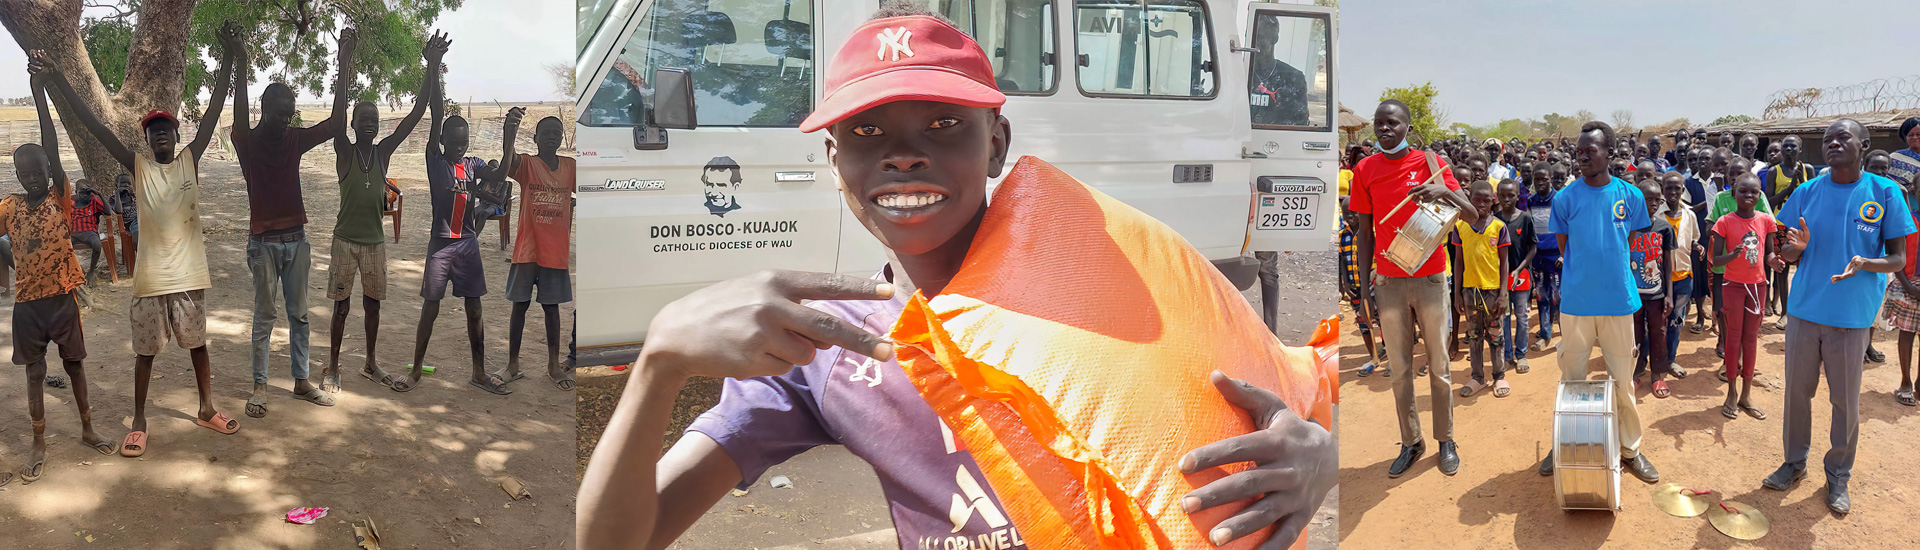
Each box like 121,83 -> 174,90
1255,193 -> 1318,231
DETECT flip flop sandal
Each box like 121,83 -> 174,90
1742,404 -> 1768,420
361,366 -> 396,389
1671,365 -> 1689,379
246,386 -> 269,419
1493,379 -> 1512,398
470,374 -> 514,396
1459,379 -> 1487,397
1689,323 -> 1705,334
1417,365 -> 1430,378
1653,381 -> 1672,399
499,370 -> 527,384
550,369 -> 576,391
322,367 -> 343,394
1357,363 -> 1375,377
1718,370 -> 1730,383
0,470 -> 12,488
194,412 -> 239,435
293,387 -> 336,407
1897,389 -> 1917,407
87,438 -> 114,455
19,460 -> 43,483
1722,404 -> 1740,419
44,375 -> 67,389
120,431 -> 147,457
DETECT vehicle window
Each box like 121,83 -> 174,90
1073,0 -> 1215,98
580,0 -> 815,127
578,0 -> 622,59
902,0 -> 1058,94
1248,11 -> 1329,129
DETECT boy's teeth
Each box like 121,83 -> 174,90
877,192 -> 946,209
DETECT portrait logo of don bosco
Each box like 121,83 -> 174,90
1612,199 -> 1628,220
1860,201 -> 1884,224
702,156 -> 744,218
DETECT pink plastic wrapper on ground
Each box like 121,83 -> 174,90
286,507 -> 329,524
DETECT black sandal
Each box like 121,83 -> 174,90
469,374 -> 514,396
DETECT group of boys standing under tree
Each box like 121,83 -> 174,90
0,21 -> 575,486
1351,97 -> 1910,514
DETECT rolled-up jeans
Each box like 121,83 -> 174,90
247,234 -> 312,385
1376,273 -> 1453,446
1502,286 -> 1531,362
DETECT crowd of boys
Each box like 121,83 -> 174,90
1344,102 -> 1920,514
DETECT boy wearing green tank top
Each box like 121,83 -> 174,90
327,31 -> 447,392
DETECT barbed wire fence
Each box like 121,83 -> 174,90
1763,75 -> 1920,120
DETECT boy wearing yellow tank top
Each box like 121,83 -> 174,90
30,23 -> 242,456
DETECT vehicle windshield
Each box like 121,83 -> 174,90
581,0 -> 816,128
579,0 -> 623,60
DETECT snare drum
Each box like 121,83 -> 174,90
1554,379 -> 1620,511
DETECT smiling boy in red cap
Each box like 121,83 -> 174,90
578,4 -> 1333,549
30,23 -> 243,458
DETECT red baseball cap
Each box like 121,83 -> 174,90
139,110 -> 178,129
797,15 -> 1005,133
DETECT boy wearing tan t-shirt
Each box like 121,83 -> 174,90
31,23 -> 241,457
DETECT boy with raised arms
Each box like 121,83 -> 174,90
30,22 -> 241,455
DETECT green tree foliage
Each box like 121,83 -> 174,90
80,18 -> 133,94
80,0 -> 463,115
1711,114 -> 1757,126
1378,82 -> 1442,145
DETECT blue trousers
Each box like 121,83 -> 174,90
1666,275 -> 1695,364
1502,287 -> 1532,361
1533,255 -> 1562,340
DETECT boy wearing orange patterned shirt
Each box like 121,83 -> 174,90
0,73 -> 114,486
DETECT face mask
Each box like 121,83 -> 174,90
1379,137 -> 1411,155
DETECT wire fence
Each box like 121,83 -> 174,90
1763,75 -> 1920,119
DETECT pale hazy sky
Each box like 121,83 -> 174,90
1338,0 -> 1918,127
0,0 -> 570,103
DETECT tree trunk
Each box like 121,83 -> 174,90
0,0 -> 198,186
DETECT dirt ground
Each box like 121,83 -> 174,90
1336,297 -> 1920,549
0,107 -> 577,549
576,249 -> 1341,550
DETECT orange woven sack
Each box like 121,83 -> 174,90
890,157 -> 1334,550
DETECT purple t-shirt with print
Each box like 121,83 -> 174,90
686,267 -> 1029,550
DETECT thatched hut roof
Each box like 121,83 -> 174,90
1338,103 -> 1369,131
1706,109 -> 1920,136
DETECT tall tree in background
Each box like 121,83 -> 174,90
1610,109 -> 1635,135
545,60 -> 576,148
1379,82 -> 1442,146
0,0 -> 462,182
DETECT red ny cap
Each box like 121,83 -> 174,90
798,15 -> 1006,133
139,110 -> 178,129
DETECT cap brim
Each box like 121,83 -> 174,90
799,69 -> 1006,133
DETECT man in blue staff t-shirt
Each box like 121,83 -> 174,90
1762,118 -> 1916,514
1538,121 -> 1661,485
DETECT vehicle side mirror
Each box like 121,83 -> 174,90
651,67 -> 696,130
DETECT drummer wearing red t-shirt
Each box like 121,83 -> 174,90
1352,100 -> 1476,478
